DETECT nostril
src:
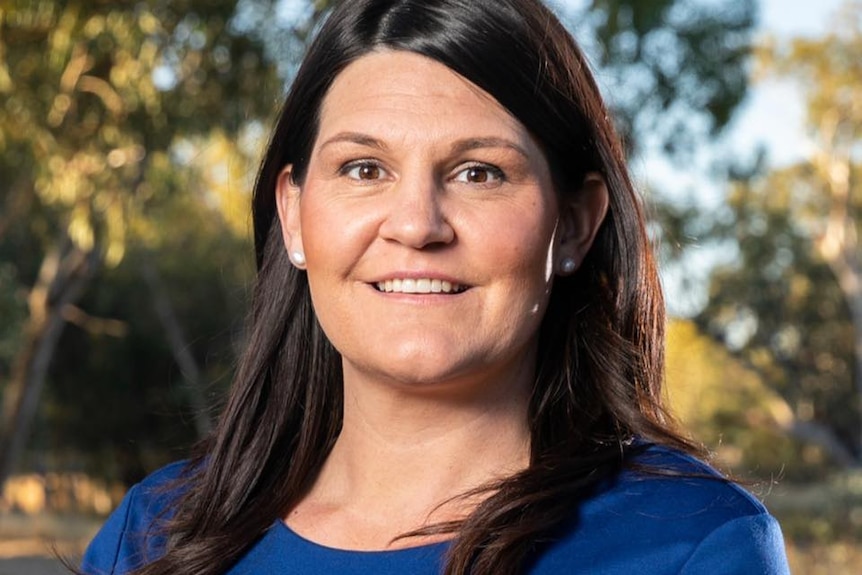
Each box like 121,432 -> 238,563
377,187 -> 455,248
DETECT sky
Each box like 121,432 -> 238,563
761,0 -> 841,37
727,0 -> 844,167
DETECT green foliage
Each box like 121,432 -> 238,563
0,0 -> 278,480
31,184 -> 254,484
703,168 -> 858,445
669,1 -> 862,465
666,319 -> 816,479
573,0 -> 755,157
0,264 -> 27,371
0,0 -> 280,264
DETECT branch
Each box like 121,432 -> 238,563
692,316 -> 860,467
0,243 -> 101,485
77,75 -> 124,116
764,396 -> 858,467
61,304 -> 128,338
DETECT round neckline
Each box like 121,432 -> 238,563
276,520 -> 452,556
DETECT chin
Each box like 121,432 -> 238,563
370,361 -> 470,386
344,352 -> 481,389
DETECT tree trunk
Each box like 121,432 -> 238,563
765,398 -> 859,467
822,244 -> 862,460
140,257 -> 212,438
0,238 -> 100,487
694,315 -> 860,467
813,141 -> 862,459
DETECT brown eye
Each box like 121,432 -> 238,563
454,164 -> 504,185
344,161 -> 385,181
358,164 -> 380,179
466,167 -> 489,183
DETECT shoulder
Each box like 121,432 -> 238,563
620,442 -> 770,517
131,459 -> 192,503
528,443 -> 790,574
81,460 -> 192,575
114,459 -> 192,531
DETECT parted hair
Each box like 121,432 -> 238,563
132,1 -> 697,574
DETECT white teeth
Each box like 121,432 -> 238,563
375,279 -> 464,294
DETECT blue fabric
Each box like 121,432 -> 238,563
82,445 -> 790,574
81,462 -> 179,575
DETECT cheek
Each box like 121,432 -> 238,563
299,193 -> 364,266
486,206 -> 558,278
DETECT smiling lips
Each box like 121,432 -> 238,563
375,278 -> 468,294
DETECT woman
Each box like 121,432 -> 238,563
82,0 -> 790,573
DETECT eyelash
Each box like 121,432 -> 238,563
338,160 -> 506,186
339,160 -> 387,181
452,163 -> 505,186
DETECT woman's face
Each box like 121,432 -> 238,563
277,50 -> 570,394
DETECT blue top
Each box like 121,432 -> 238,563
82,444 -> 790,574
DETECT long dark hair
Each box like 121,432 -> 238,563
135,1 -> 697,573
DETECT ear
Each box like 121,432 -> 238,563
275,165 -> 306,269
556,172 -> 609,275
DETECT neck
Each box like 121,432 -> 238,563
338,372 -> 531,494
287,359 -> 533,549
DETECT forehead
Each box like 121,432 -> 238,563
315,50 -> 531,145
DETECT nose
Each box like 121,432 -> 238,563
378,174 -> 455,248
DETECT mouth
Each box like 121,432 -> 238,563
374,278 -> 469,294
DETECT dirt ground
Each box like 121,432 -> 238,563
0,556 -> 69,575
0,513 -> 96,575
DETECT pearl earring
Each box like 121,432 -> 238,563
290,251 -> 306,266
559,257 -> 577,275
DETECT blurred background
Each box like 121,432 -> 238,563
0,0 -> 859,573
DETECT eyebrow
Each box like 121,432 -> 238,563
450,137 -> 530,158
317,132 -> 530,158
318,132 -> 388,152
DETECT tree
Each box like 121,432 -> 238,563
680,1 -> 862,465
776,1 -> 862,460
0,0 -> 281,484
665,319 -> 806,478
38,181 -> 255,484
